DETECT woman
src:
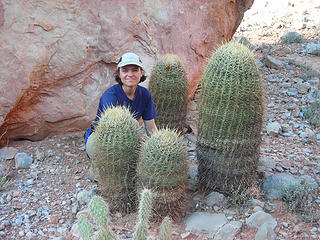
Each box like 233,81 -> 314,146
85,52 -> 158,159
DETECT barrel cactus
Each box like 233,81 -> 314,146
137,128 -> 188,220
196,41 -> 263,193
94,106 -> 143,213
149,54 -> 188,132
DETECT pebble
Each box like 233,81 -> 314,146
15,152 -> 33,169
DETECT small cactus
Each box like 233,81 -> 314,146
159,216 -> 172,240
77,196 -> 115,240
89,196 -> 109,227
94,106 -> 143,213
77,214 -> 93,240
149,54 -> 188,132
196,41 -> 263,193
137,128 -> 188,220
76,191 -> 172,240
133,189 -> 153,240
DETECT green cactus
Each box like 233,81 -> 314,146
77,196 -> 115,240
76,190 -> 172,240
77,214 -> 93,240
89,196 -> 109,227
94,106 -> 143,213
133,189 -> 153,240
149,54 -> 188,132
196,41 -> 263,193
137,128 -> 188,220
159,216 -> 172,240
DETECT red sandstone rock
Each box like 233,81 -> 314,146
0,0 -> 253,141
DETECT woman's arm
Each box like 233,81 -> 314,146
144,119 -> 158,136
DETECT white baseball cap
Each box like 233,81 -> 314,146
117,52 -> 144,69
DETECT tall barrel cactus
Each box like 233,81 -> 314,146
137,128 -> 188,220
94,106 -> 143,213
197,41 -> 263,193
149,54 -> 188,132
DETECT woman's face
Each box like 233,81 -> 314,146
119,65 -> 143,88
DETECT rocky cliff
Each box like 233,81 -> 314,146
0,0 -> 253,141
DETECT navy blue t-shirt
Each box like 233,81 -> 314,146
84,84 -> 157,143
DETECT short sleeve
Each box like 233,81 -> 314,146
142,90 -> 157,120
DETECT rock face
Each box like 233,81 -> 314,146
0,0 -> 253,141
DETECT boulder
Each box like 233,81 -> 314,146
0,0 -> 254,141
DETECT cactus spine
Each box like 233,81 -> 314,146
149,54 -> 188,132
197,41 -> 263,193
94,106 -> 143,213
137,128 -> 188,220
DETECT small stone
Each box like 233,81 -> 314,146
286,88 -> 298,96
264,55 -> 284,69
259,156 -> 276,169
0,147 -> 18,160
262,173 -> 301,200
297,81 -> 311,94
306,43 -> 320,56
266,122 -> 281,136
204,191 -> 227,206
311,227 -> 318,232
246,211 -> 277,230
237,36 -> 252,48
15,152 -> 33,169
281,32 -> 302,43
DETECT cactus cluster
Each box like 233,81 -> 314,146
94,106 -> 143,213
137,128 -> 188,220
77,190 -> 172,240
149,54 -> 188,132
196,41 -> 263,193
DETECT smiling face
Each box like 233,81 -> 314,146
119,65 -> 143,88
